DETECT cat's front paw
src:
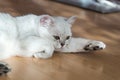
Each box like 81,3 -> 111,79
0,62 -> 11,76
33,51 -> 52,59
84,41 -> 106,51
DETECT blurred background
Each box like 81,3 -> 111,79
0,0 -> 120,80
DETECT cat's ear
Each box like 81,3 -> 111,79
40,15 -> 54,27
67,16 -> 77,24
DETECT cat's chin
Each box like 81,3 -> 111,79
56,47 -> 62,49
55,45 -> 64,49
55,45 -> 62,49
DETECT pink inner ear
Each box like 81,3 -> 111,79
40,16 -> 49,24
40,16 -> 54,26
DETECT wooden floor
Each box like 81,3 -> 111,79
0,0 -> 120,80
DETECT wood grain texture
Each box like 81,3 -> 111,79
0,0 -> 120,80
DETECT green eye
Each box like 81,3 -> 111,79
53,36 -> 60,40
66,36 -> 70,40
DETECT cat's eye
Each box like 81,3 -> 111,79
66,36 -> 70,40
53,36 -> 60,40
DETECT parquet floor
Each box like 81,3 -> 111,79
0,0 -> 120,80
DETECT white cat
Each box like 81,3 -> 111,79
0,13 -> 106,75
0,13 -> 106,59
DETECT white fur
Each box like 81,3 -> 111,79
19,36 -> 56,59
0,13 -> 106,60
0,13 -> 57,59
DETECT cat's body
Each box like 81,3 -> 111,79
0,13 -> 106,75
0,13 -> 59,59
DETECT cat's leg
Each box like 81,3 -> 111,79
0,62 -> 11,76
33,47 -> 54,59
20,36 -> 54,59
55,37 -> 106,52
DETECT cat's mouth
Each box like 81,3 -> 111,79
60,43 -> 67,49
55,42 -> 67,49
55,44 -> 65,49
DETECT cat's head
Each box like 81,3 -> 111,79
38,15 -> 77,49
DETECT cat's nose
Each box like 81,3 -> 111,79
61,43 -> 65,47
